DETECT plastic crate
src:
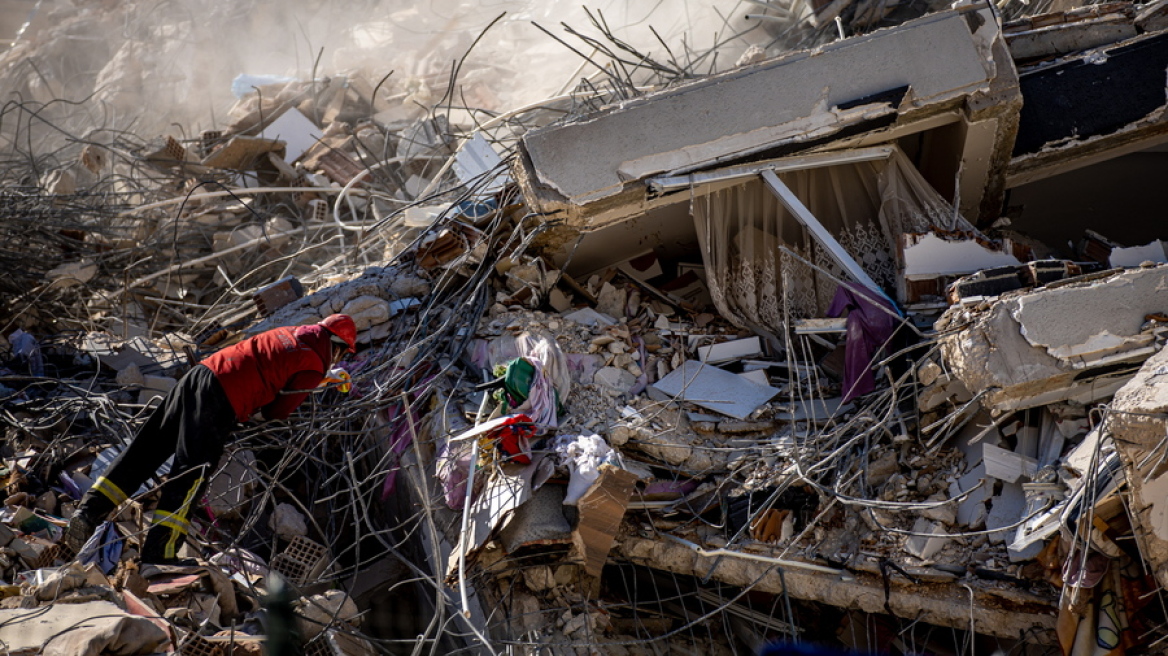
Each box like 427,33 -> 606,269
270,535 -> 330,587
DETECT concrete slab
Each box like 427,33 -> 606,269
950,462 -> 991,527
1110,240 -> 1168,268
649,360 -> 780,420
0,600 -> 169,654
986,482 -> 1027,544
940,266 -> 1168,411
516,7 -> 1015,227
906,518 -> 950,560
698,336 -> 763,364
1108,347 -> 1168,588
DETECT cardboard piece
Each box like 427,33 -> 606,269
202,136 -> 285,170
447,461 -> 536,579
571,465 -> 639,576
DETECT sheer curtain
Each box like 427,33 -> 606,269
692,147 -> 975,336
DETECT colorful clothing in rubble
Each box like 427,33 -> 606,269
826,283 -> 899,403
68,323 -> 337,564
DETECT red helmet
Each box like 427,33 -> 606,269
320,314 -> 357,353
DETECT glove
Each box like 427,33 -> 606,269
320,367 -> 352,393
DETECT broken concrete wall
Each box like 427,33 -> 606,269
1008,29 -> 1168,188
1107,346 -> 1168,590
515,6 -> 1019,229
616,536 -> 1058,641
940,265 -> 1168,411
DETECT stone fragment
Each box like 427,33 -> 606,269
340,294 -> 392,330
920,493 -> 957,525
296,590 -> 360,640
595,282 -> 627,319
905,518 -> 950,560
269,503 -> 308,539
917,360 -> 943,387
522,565 -> 556,592
115,362 -> 145,387
867,449 -> 899,487
594,367 -> 636,395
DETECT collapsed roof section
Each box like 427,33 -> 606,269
513,4 -> 1022,230
1009,16 -> 1168,186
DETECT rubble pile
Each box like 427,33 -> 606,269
8,0 -> 1168,654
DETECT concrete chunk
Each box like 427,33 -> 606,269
906,518 -> 950,560
697,336 -> 763,364
940,266 -> 1168,411
983,443 -> 1038,484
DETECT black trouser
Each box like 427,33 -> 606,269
78,364 -> 236,561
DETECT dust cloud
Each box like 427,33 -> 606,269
0,0 -> 765,146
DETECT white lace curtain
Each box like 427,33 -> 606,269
692,148 -> 976,335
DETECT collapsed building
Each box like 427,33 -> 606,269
5,0 -> 1168,654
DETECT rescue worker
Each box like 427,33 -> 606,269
62,314 -> 358,564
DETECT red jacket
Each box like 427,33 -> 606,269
202,324 -> 333,422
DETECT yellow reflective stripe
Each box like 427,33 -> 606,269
162,475 -> 204,560
151,510 -> 190,533
164,531 -> 179,560
92,477 -> 129,506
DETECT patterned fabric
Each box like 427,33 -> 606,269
692,146 -> 978,336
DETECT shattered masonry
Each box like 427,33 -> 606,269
6,0 -> 1168,654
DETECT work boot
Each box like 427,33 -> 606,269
60,511 -> 99,558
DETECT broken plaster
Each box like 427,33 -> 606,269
1010,266 -> 1168,361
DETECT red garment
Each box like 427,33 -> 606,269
201,324 -> 333,421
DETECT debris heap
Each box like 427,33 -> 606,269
6,0 -> 1168,654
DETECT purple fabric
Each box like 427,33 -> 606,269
379,373 -> 437,500
826,284 -> 898,402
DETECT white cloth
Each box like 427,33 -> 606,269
553,434 -> 617,505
